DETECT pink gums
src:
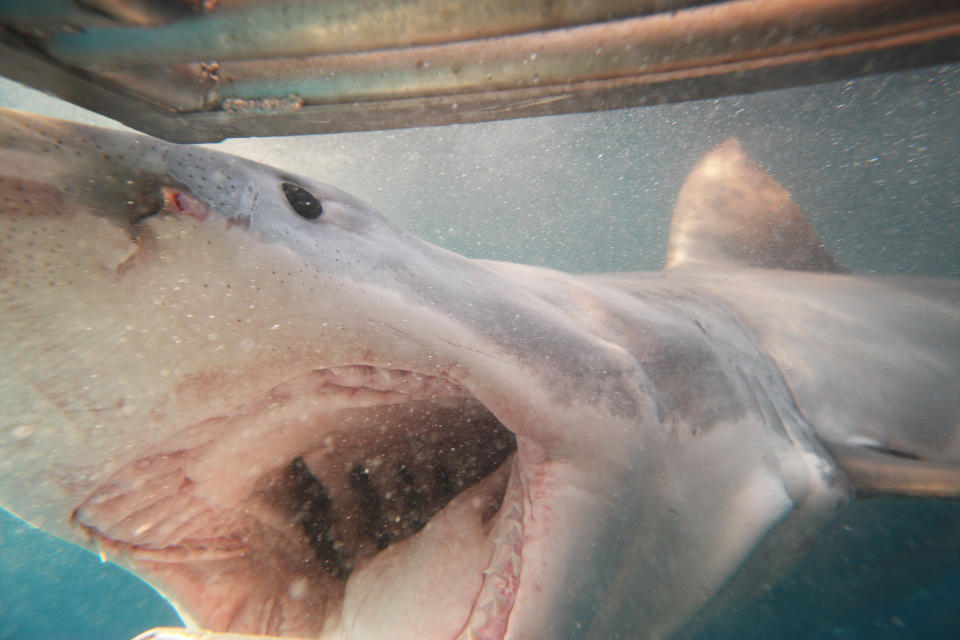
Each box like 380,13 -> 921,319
457,459 -> 524,640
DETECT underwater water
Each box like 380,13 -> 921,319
0,63 -> 957,640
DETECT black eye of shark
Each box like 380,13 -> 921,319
281,181 -> 324,220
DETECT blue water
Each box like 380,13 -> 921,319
0,508 -> 180,639
0,63 -> 958,639
684,498 -> 960,639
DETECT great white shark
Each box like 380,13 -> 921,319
1,107 -> 958,640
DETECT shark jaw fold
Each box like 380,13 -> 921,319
69,363 -> 528,638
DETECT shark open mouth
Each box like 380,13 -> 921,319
70,364 -> 522,638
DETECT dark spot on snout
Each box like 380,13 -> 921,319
281,182 -> 323,220
129,190 -> 164,223
127,176 -> 166,224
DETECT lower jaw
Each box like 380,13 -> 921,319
454,453 -> 525,640
337,453 -> 524,640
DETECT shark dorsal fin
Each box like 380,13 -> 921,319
666,138 -> 842,272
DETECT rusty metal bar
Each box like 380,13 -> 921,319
0,0 -> 957,141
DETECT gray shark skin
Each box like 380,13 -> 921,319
1,108 -> 959,640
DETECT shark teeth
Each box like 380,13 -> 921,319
458,457 -> 524,640
314,364 -> 467,397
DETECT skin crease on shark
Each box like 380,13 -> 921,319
1,107 -> 959,640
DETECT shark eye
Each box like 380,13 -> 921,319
281,182 -> 324,220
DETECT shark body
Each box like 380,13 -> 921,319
1,108 -> 958,639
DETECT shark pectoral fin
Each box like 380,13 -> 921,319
131,628 -> 310,640
666,137 -> 843,273
831,445 -> 960,497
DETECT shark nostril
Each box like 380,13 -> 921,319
127,185 -> 164,224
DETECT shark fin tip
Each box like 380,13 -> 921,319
666,138 -> 843,273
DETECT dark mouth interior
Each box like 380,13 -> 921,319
276,394 -> 517,580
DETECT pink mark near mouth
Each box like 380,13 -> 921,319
163,187 -> 209,221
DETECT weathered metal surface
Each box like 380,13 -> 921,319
1,0 -> 958,141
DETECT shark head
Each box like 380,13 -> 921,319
0,109 -> 675,639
